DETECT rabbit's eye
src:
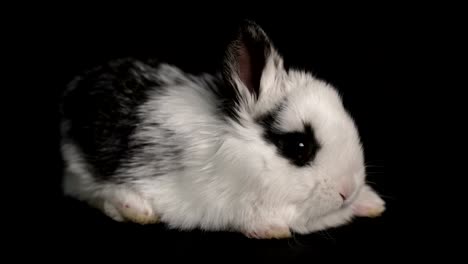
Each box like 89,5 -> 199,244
256,109 -> 320,167
276,131 -> 319,167
263,124 -> 320,167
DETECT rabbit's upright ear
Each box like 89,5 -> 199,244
223,20 -> 284,101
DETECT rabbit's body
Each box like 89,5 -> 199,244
60,21 -> 385,238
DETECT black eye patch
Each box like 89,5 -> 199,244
257,109 -> 320,167
264,125 -> 320,167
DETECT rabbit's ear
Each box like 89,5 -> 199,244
352,185 -> 386,218
223,20 -> 283,100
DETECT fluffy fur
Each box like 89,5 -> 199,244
60,20 -> 385,239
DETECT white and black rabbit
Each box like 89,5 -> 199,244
60,20 -> 385,239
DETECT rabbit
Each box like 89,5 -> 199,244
60,20 -> 385,239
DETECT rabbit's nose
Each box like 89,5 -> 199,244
338,177 -> 357,202
339,193 -> 347,201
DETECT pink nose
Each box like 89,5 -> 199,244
339,193 -> 347,201
338,179 -> 356,202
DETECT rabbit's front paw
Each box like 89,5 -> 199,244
243,224 -> 291,239
102,189 -> 160,225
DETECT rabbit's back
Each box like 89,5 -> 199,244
61,58 -> 166,180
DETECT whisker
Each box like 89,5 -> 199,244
365,165 -> 385,168
378,193 -> 396,200
366,180 -> 378,185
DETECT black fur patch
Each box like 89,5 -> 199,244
257,106 -> 320,167
115,125 -> 185,183
208,76 -> 242,123
61,58 -> 162,180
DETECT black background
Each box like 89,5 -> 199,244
9,7 -> 443,261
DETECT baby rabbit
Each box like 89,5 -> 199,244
60,20 -> 385,239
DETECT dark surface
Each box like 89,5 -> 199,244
13,11 -> 419,261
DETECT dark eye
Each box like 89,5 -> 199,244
275,132 -> 319,166
262,123 -> 320,167
256,107 -> 320,167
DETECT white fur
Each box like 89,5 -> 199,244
61,24 -> 385,238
